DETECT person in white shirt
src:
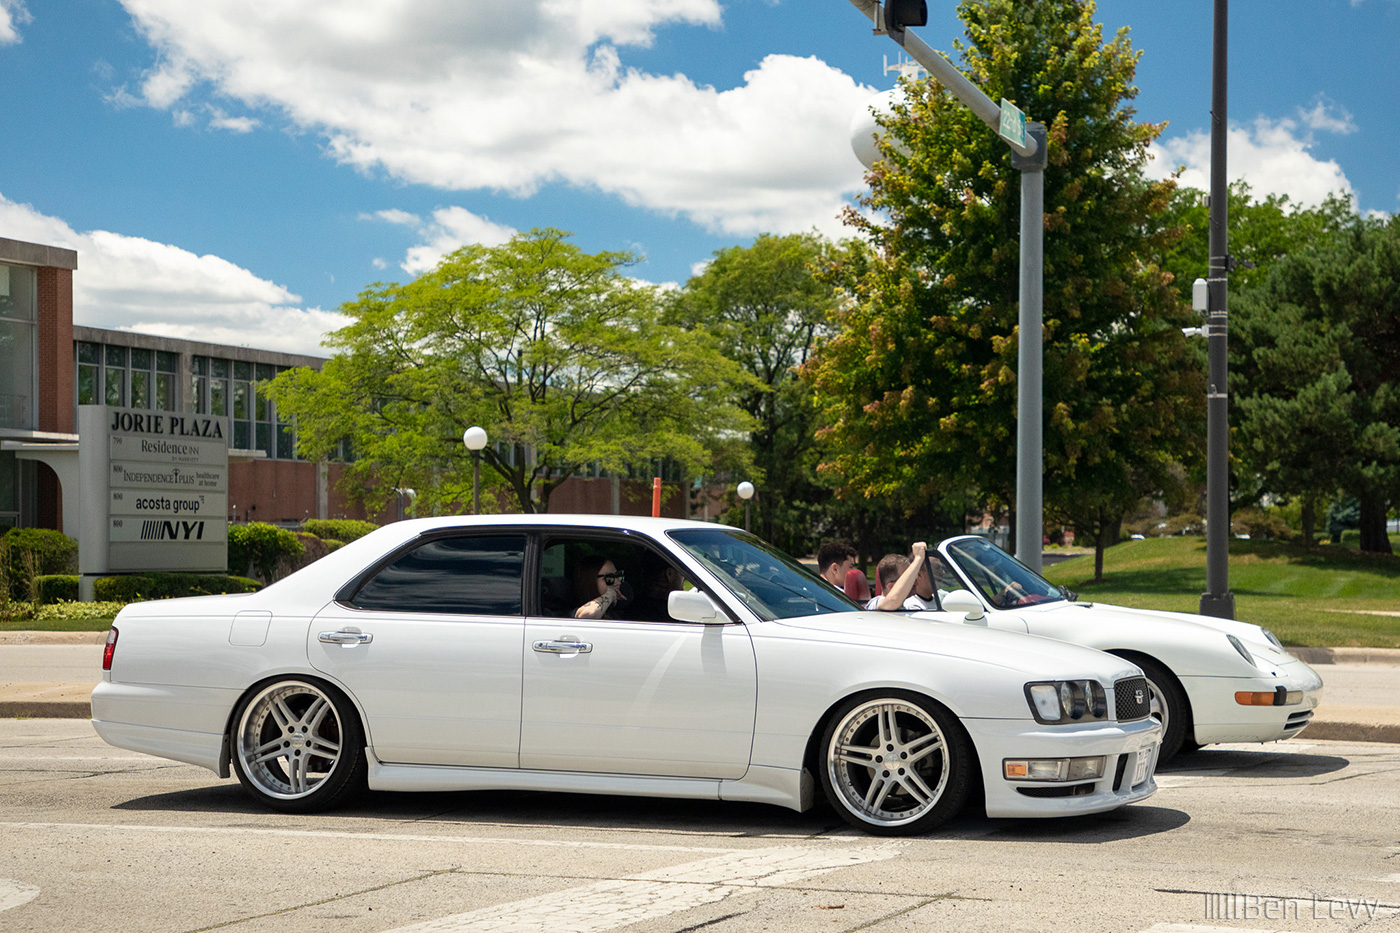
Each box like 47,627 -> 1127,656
865,541 -> 928,611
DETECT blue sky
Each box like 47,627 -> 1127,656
2,0 -> 1396,356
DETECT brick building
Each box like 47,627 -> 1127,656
1,236 -> 685,537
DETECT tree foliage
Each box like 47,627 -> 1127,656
809,0 -> 1202,573
1231,210 -> 1400,553
665,233 -> 839,553
266,229 -> 753,514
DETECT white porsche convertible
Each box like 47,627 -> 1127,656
917,536 -> 1323,761
93,516 -> 1160,835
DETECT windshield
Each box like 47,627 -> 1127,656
668,527 -> 861,620
943,537 -> 1066,609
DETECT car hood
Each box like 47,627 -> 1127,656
1010,601 -> 1303,670
773,610 -> 1143,682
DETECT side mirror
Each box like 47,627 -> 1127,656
941,589 -> 986,623
668,590 -> 724,624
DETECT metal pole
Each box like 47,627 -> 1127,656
472,454 -> 481,516
1012,123 -> 1047,574
1200,0 -> 1234,619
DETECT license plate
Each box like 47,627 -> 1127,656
1132,744 -> 1155,786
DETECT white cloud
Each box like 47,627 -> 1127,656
114,0 -> 872,238
206,106 -> 260,133
1297,96 -> 1356,135
364,206 -> 518,275
0,0 -> 30,44
0,192 -> 340,356
1148,111 -> 1354,208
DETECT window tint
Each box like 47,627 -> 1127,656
351,534 -> 526,615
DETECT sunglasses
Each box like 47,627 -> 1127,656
597,572 -> 625,586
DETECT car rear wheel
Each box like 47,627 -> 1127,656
818,692 -> 973,835
231,679 -> 366,812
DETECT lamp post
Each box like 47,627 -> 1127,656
737,481 -> 755,532
1199,0 -> 1235,619
463,426 -> 488,515
847,0 -> 1048,572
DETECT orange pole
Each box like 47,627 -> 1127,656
651,477 -> 662,517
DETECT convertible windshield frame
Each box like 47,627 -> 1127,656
667,527 -> 861,621
942,536 -> 1066,610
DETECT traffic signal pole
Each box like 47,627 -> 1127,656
847,0 -> 1049,572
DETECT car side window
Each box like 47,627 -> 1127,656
537,538 -> 694,622
350,534 -> 526,615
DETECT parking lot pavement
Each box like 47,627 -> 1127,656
1,720 -> 1398,932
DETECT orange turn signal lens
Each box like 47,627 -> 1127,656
1235,691 -> 1276,706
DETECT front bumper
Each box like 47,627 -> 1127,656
1185,659 -> 1325,745
966,716 -> 1161,819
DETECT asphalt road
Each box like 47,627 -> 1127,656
1,721 -> 1398,933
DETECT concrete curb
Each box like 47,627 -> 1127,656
1288,646 -> 1400,666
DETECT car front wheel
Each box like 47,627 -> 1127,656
818,692 -> 973,835
1128,656 -> 1192,762
231,679 -> 366,812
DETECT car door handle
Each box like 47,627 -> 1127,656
532,640 -> 592,655
319,630 -> 373,645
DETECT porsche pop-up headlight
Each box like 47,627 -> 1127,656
1025,680 -> 1109,724
1227,634 -> 1256,666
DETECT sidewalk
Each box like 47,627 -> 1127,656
2,633 -> 1398,744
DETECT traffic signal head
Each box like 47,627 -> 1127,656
884,0 -> 928,34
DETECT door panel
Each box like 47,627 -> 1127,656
521,617 -> 757,779
309,606 -> 523,767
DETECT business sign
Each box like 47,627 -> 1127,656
78,405 -> 229,575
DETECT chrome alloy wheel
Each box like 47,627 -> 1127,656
235,680 -> 347,801
826,698 -> 951,828
1144,675 -> 1170,736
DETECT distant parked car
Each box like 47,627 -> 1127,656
93,516 -> 1161,835
916,536 -> 1323,760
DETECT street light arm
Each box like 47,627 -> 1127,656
846,0 -> 1039,159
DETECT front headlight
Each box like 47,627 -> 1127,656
1261,628 -> 1284,650
1025,680 -> 1109,724
1227,634 -> 1256,666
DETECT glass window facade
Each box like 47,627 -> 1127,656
190,354 -> 300,460
76,340 -> 179,413
0,263 -> 37,429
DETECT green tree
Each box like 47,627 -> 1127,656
665,233 -> 839,553
809,0 -> 1202,578
1231,211 -> 1400,553
267,229 -> 754,515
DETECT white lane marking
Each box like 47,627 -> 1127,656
0,822 -> 754,854
0,879 -> 40,913
1379,874 -> 1400,883
384,845 -> 899,933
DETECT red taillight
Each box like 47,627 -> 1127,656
103,627 -> 118,671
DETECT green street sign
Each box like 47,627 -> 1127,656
999,98 -> 1027,148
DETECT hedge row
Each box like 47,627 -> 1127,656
14,573 -> 262,606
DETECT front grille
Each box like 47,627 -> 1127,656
1115,676 -> 1151,721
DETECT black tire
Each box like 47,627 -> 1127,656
817,691 -> 973,835
230,678 -> 366,813
1125,655 -> 1192,763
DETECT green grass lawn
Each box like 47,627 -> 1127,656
1041,537 -> 1400,648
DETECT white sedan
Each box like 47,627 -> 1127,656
917,535 -> 1323,761
93,516 -> 1160,835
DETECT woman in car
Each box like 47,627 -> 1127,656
574,556 -> 627,619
